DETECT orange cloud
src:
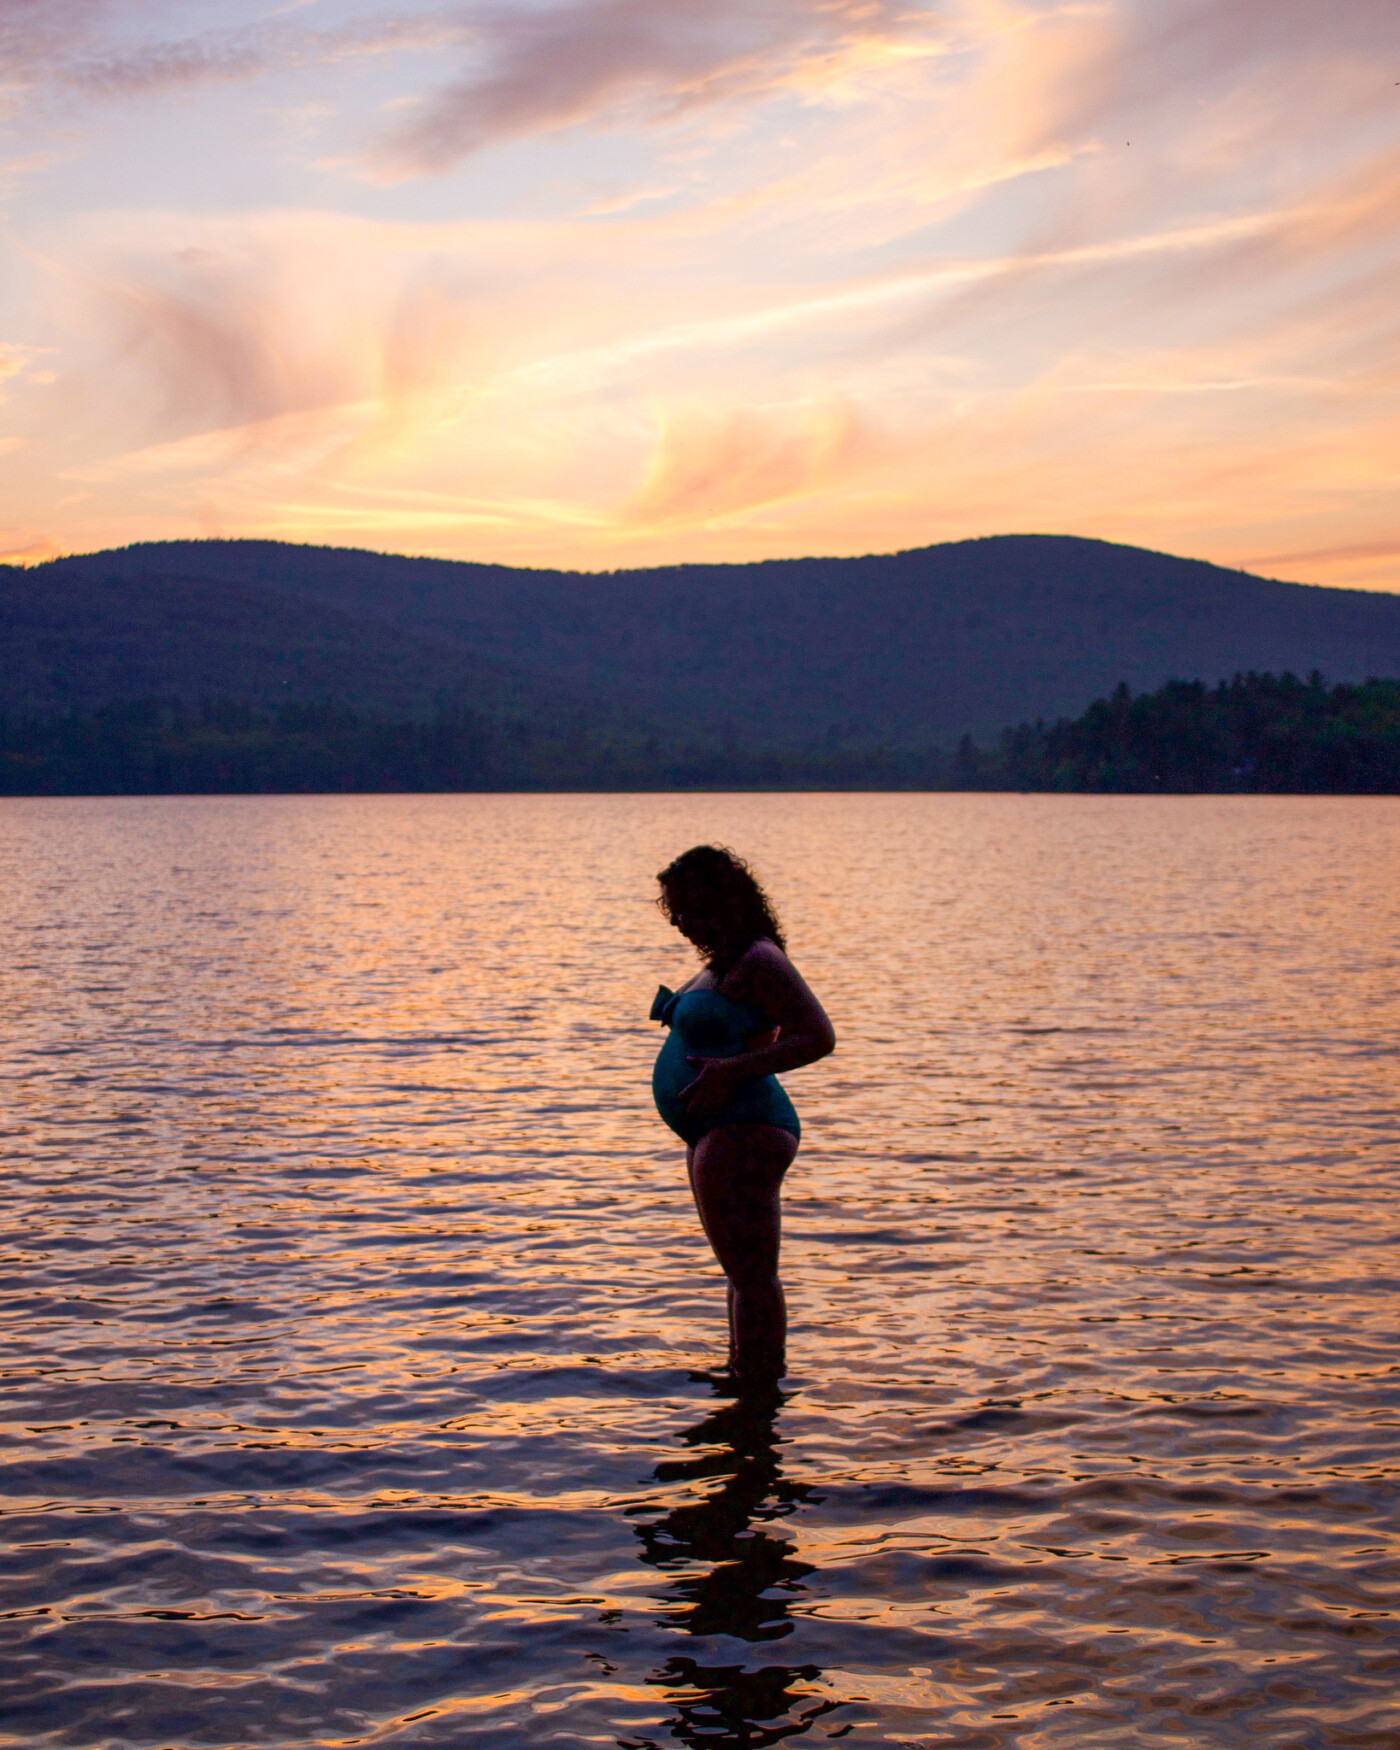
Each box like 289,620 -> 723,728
1,3 -> 1395,591
624,401 -> 868,527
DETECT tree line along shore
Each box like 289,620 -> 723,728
1,671 -> 1397,796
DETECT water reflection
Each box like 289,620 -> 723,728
627,1386 -> 843,1748
3,794 -> 1398,1748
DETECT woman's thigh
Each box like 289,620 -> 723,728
688,1123 -> 798,1280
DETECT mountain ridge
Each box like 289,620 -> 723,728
9,534 -> 1400,745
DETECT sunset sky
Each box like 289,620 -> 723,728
1,0 -> 1396,586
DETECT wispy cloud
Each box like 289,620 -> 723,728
47,196 -> 1294,465
3,0 -> 934,156
63,10 -> 466,100
624,400 -> 868,526
368,0 -> 935,177
0,0 -> 111,84
1254,540 -> 1400,568
75,242 -> 366,436
1,1 -> 1396,586
1021,0 -> 1399,149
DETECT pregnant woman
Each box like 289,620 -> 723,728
651,845 -> 835,1386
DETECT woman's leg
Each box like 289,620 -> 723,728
688,1123 -> 799,1381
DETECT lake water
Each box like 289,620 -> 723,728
2,793 -> 1398,1750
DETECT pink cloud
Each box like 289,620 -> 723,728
370,0 -> 930,177
0,0 -> 466,113
0,0 -> 110,79
90,250 -> 354,436
63,12 -> 466,100
1029,0 -> 1398,148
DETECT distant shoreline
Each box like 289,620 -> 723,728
4,673 -> 1397,797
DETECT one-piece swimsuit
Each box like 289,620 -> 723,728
650,984 -> 800,1147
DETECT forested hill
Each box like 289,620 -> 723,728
972,672 -> 1400,794
0,560 -> 624,734
14,534 -> 1400,746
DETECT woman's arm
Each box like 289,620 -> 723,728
680,939 -> 835,1114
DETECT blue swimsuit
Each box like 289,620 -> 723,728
651,984 -> 801,1147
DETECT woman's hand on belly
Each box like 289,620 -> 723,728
679,1055 -> 739,1118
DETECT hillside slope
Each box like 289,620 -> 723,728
0,563 -> 634,730
19,535 -> 1400,743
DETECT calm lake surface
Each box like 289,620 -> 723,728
2,793 -> 1398,1750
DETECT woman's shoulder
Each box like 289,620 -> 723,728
755,935 -> 790,960
722,937 -> 792,996
738,936 -> 791,972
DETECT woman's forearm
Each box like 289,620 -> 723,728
725,1027 -> 834,1081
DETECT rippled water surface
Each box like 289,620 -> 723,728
3,793 -> 1399,1749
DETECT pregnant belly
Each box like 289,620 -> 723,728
652,1031 -> 710,1132
651,1033 -> 798,1143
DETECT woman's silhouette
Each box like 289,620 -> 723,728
651,846 -> 835,1384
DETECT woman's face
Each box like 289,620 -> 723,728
666,882 -> 722,948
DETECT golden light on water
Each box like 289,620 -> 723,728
2,792 -> 1398,1744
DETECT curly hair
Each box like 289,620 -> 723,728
656,844 -> 786,977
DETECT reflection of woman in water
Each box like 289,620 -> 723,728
651,846 -> 835,1385
632,1392 -> 842,1743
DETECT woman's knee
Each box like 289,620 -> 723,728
730,1264 -> 782,1297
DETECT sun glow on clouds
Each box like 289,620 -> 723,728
0,0 -> 1396,584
